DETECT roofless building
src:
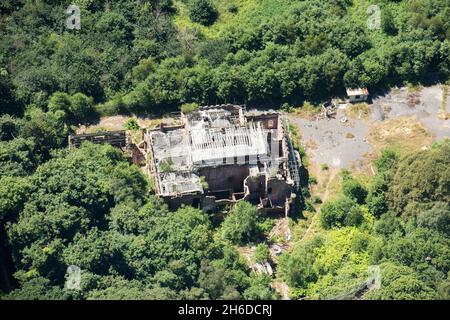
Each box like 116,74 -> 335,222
146,104 -> 301,215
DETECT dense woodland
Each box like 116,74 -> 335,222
0,0 -> 449,300
1,0 -> 449,115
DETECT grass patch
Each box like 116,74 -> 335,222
346,103 -> 370,119
291,101 -> 321,119
173,0 -> 292,38
405,82 -> 423,93
439,85 -> 449,120
159,158 -> 174,173
367,116 -> 433,154
129,129 -> 144,144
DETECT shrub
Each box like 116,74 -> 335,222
228,4 -> 238,14
188,0 -> 218,26
342,178 -> 367,204
304,201 -> 316,212
280,103 -> 293,113
47,92 -> 71,114
199,176 -> 208,190
301,187 -> 310,198
257,218 -> 275,234
125,118 -> 140,130
312,196 -> 322,204
70,93 -> 94,120
319,196 -> 363,229
180,102 -> 199,114
159,159 -> 173,173
95,95 -> 124,116
254,243 -> 270,263
309,176 -> 318,185
221,201 -> 260,245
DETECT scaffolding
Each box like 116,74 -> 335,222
282,115 -> 301,189
190,122 -> 268,166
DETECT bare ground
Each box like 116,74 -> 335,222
76,115 -> 180,134
289,84 -> 449,172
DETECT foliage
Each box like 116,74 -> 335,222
199,175 -> 209,190
0,176 -> 31,220
20,108 -> 69,161
180,102 -> 199,114
2,143 -> 275,300
243,273 -> 278,300
220,201 -> 261,245
279,228 -> 379,299
366,149 -> 399,217
364,263 -> 436,300
388,141 -> 450,216
319,196 -> 364,229
0,138 -> 37,177
124,118 -> 140,131
159,158 -> 173,173
0,115 -> 24,141
342,174 -> 367,205
188,0 -> 218,26
1,1 -> 447,115
2,0 -> 450,301
254,243 -> 270,264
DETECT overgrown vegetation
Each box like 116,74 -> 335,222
0,143 -> 276,300
0,0 -> 449,301
1,0 -> 448,117
278,140 -> 450,300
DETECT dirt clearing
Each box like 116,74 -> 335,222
368,116 -> 433,154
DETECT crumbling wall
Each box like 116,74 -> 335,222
68,130 -> 127,148
166,194 -> 203,211
267,178 -> 292,206
243,174 -> 266,203
246,113 -> 279,130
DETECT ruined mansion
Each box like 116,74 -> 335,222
69,105 -> 302,215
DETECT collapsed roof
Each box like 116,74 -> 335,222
147,105 -> 289,198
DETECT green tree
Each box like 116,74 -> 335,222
221,202 -> 261,245
388,142 -> 449,215
254,243 -> 270,264
319,196 -> 364,229
4,277 -> 66,300
0,138 -> 37,177
342,176 -> 367,205
69,93 -> 94,120
188,0 -> 218,26
0,114 -> 23,141
278,244 -> 318,289
243,274 -> 278,300
0,68 -> 20,115
47,92 -> 71,115
0,176 -> 30,220
20,108 -> 68,160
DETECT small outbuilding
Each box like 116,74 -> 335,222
346,87 -> 369,103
